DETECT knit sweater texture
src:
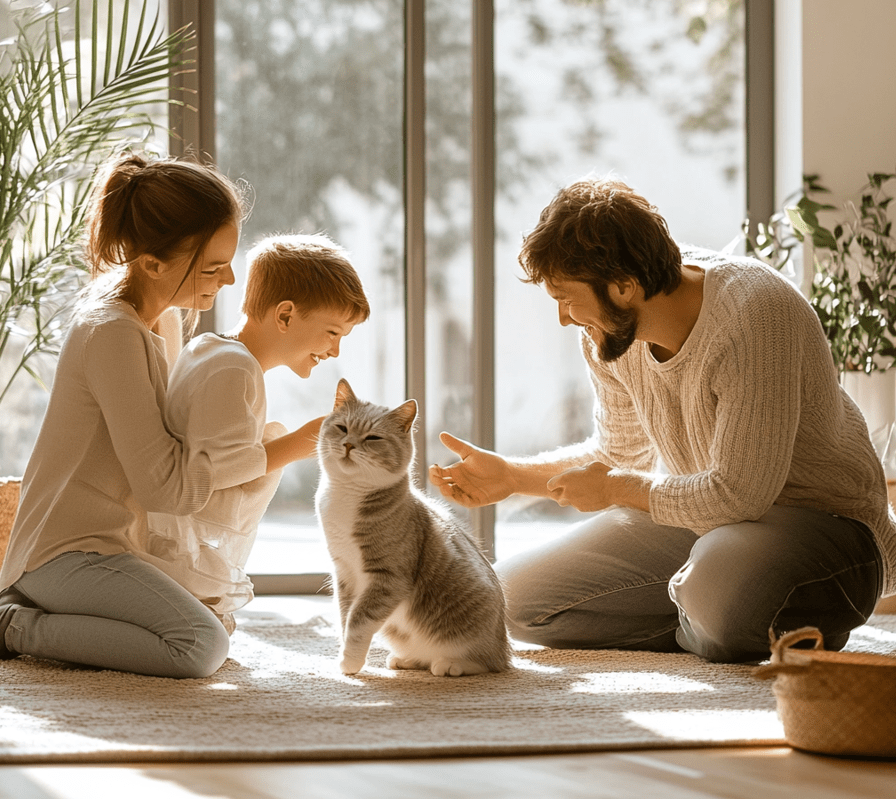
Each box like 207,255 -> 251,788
144,333 -> 284,632
581,248 -> 896,596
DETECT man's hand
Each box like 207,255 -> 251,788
546,461 -> 652,513
546,461 -> 615,512
428,432 -> 515,508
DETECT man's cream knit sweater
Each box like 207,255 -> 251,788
581,249 -> 896,597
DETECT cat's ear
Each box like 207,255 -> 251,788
391,399 -> 417,433
333,378 -> 356,410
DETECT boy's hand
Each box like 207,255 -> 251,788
428,432 -> 515,508
264,415 -> 327,473
299,415 -> 324,441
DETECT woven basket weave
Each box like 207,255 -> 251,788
755,627 -> 896,757
0,477 -> 21,568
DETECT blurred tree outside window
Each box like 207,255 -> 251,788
213,0 -> 746,574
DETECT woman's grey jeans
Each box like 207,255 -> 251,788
495,504 -> 883,663
6,551 -> 229,678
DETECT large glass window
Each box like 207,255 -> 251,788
492,0 -> 746,558
210,0 -> 748,578
0,0 -> 751,586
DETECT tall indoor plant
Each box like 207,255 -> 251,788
0,0 -> 193,557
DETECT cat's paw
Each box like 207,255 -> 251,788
430,658 -> 488,677
339,655 -> 366,675
387,655 -> 425,670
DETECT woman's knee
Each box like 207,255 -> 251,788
166,617 -> 230,678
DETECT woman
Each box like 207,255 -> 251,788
0,152 -> 253,678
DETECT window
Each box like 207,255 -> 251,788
492,0 -> 749,559
1,0 -> 171,478
198,0 -> 757,591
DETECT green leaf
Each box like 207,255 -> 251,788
685,16 -> 707,44
812,228 -> 838,250
869,172 -> 896,188
857,280 -> 876,304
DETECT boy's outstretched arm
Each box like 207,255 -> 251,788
264,416 -> 325,473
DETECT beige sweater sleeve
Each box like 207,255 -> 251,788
83,320 -> 213,515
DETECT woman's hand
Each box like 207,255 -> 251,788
428,432 -> 516,508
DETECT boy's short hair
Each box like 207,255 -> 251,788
241,233 -> 370,322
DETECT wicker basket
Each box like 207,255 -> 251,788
755,627 -> 896,758
0,477 -> 21,567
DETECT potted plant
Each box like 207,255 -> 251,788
0,0 -> 193,560
744,169 -> 896,500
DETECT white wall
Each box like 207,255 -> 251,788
795,0 -> 896,205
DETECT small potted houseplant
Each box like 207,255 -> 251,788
0,0 -> 193,559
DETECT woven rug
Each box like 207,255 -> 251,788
2,599 -> 896,764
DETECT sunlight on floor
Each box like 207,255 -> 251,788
571,672 -> 713,695
852,623 -> 896,643
15,768 -> 229,799
624,709 -> 783,742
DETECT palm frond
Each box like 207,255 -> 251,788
0,0 -> 195,405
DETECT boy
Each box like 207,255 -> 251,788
145,233 -> 370,633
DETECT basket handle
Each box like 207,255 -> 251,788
754,626 -> 825,680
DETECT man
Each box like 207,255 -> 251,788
429,177 -> 894,663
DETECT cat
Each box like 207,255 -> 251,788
315,378 -> 511,677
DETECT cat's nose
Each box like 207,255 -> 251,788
343,442 -> 355,456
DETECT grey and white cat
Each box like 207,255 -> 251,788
315,379 -> 511,677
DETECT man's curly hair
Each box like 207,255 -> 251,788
518,178 -> 682,302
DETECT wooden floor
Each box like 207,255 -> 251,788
3,595 -> 895,799
4,747 -> 896,799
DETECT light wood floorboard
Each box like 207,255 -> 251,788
2,595 -> 894,799
3,748 -> 896,799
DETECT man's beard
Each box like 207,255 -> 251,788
593,303 -> 638,362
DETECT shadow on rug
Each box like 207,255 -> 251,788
2,611 -> 896,764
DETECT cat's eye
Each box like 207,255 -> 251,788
365,435 -> 382,441
335,424 -> 347,433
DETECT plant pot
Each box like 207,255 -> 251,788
0,477 -> 21,567
841,370 -> 896,445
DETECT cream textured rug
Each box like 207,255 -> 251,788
2,599 -> 896,764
